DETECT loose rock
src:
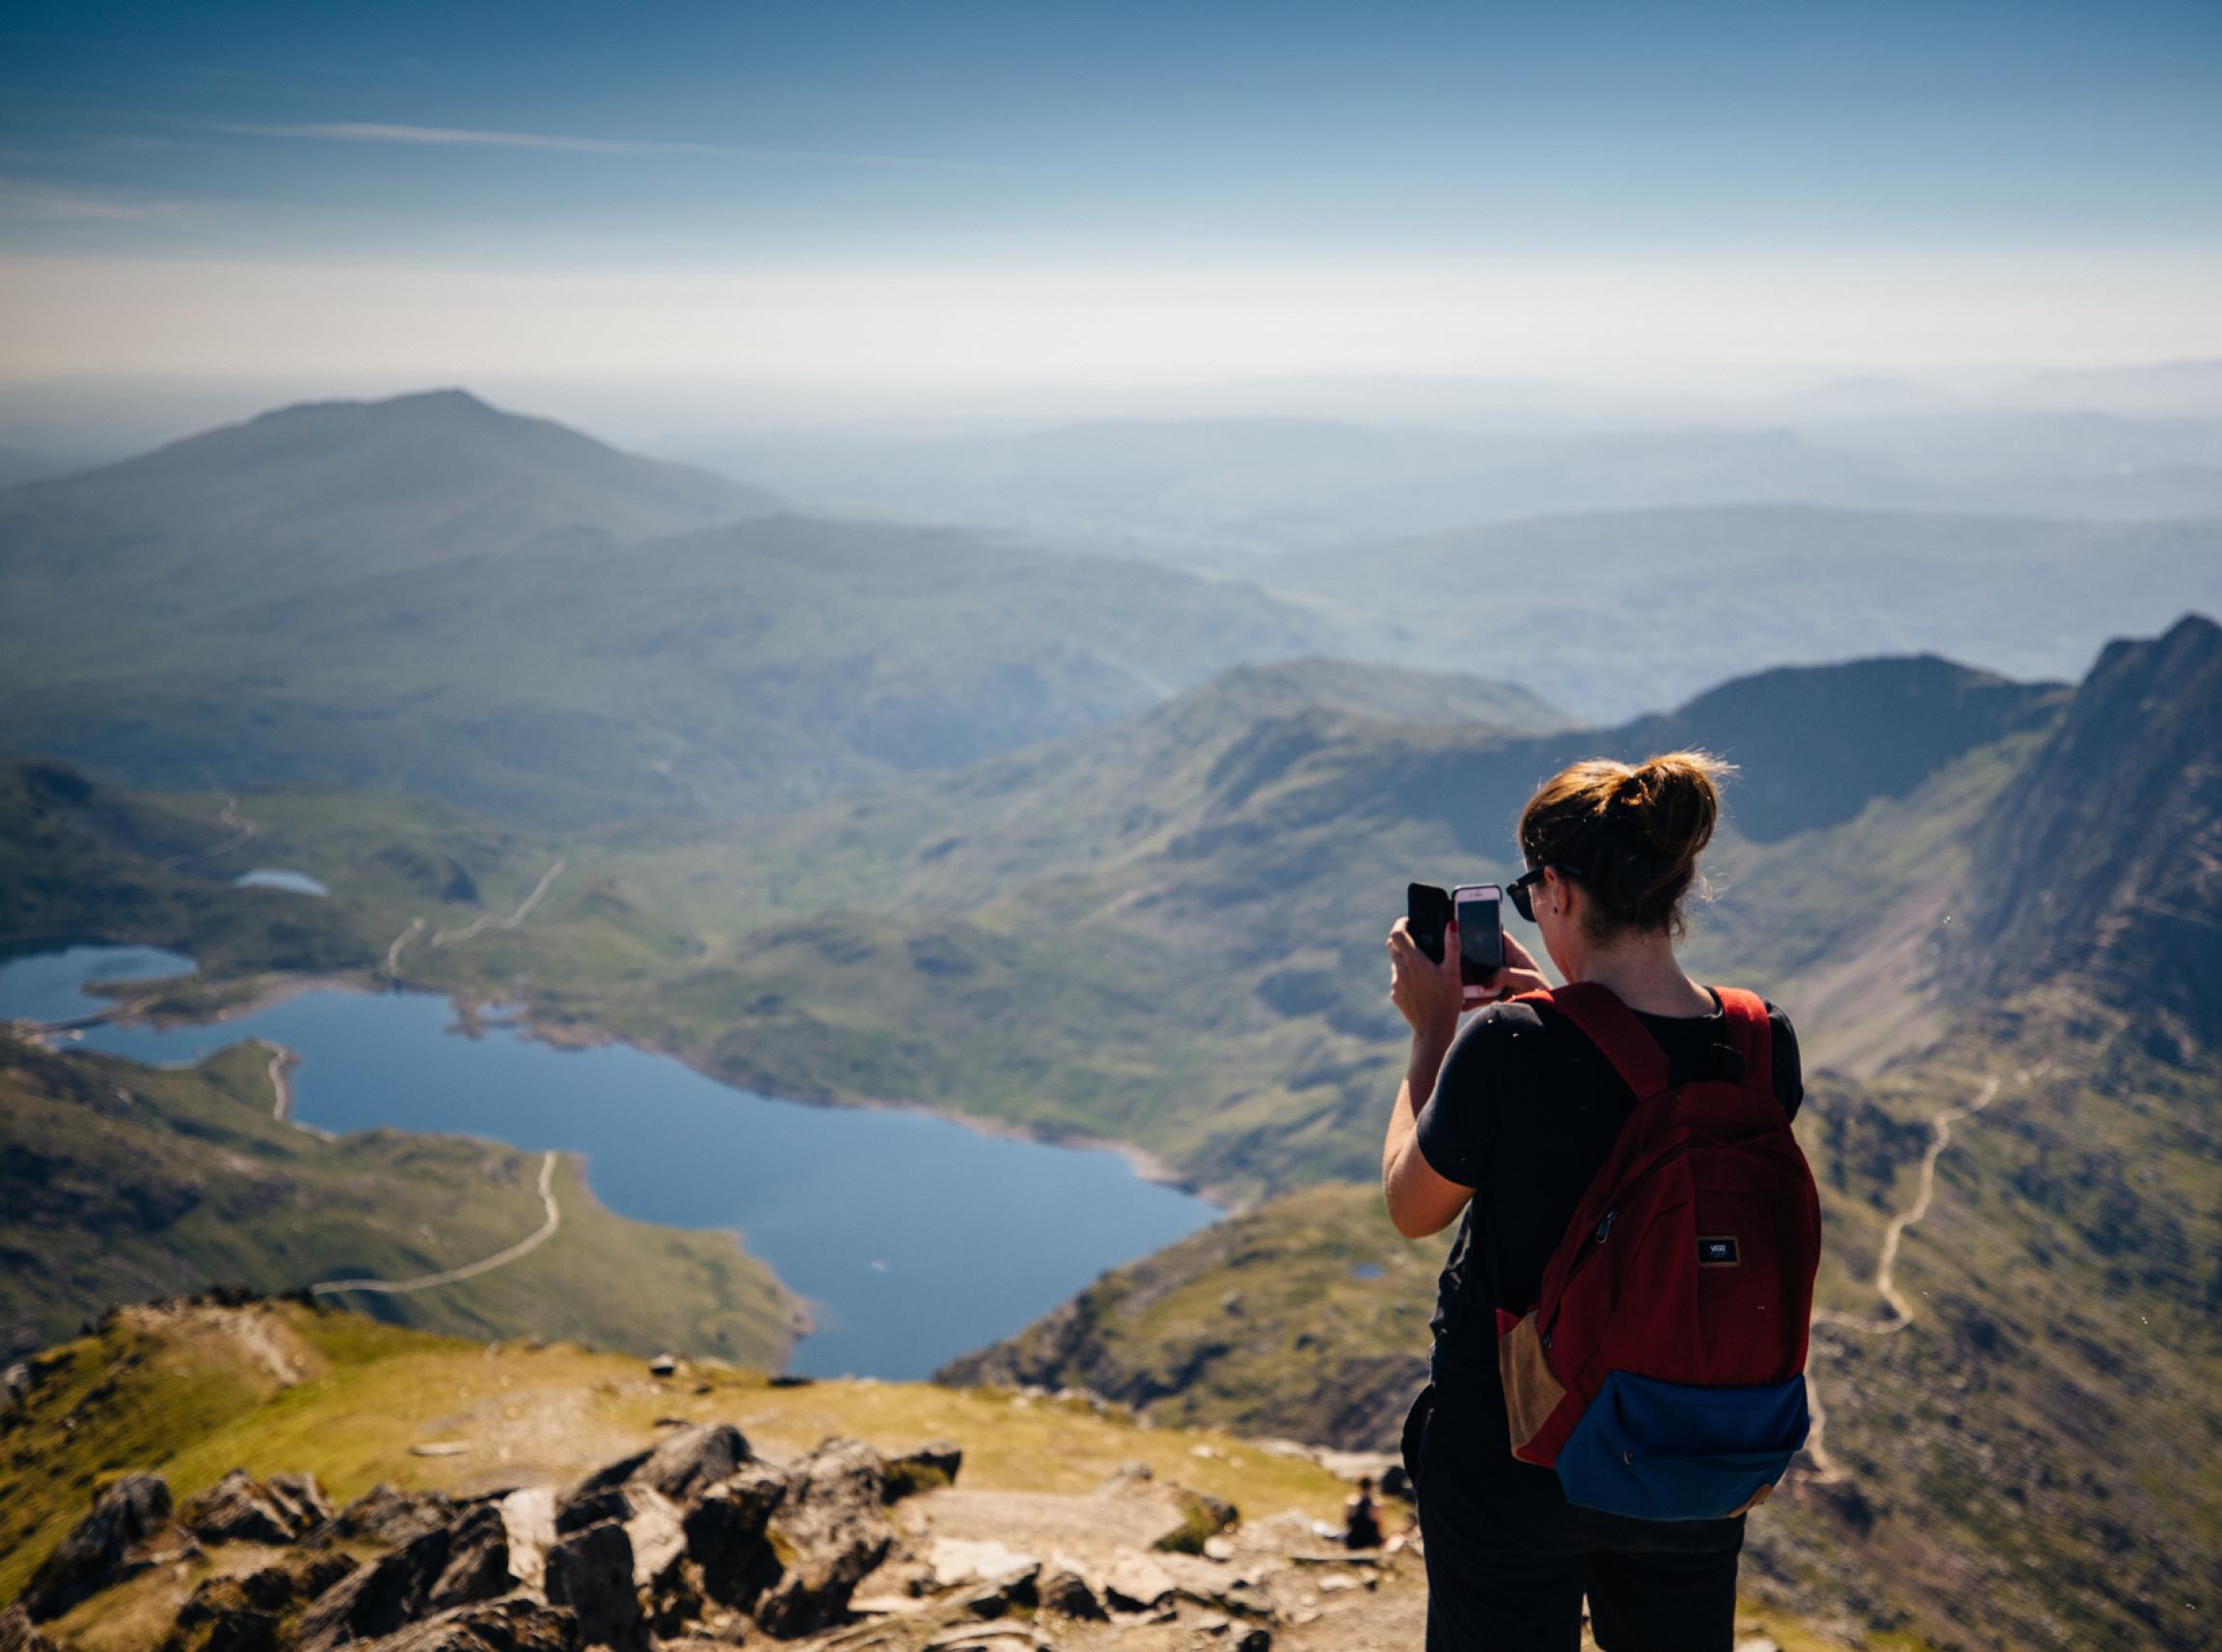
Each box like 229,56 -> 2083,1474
883,1441 -> 963,1501
357,1597 -> 582,1652
325,1485 -> 457,1548
543,1522 -> 641,1651
18,1473 -> 182,1622
1037,1564 -> 1106,1621
179,1469 -> 334,1546
428,1505 -> 515,1611
681,1467 -> 786,1609
752,1438 -> 895,1638
0,1607 -> 58,1652
1102,1554 -> 1177,1612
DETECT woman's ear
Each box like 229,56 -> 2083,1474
1546,865 -> 1577,921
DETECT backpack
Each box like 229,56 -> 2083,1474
1494,983 -> 1821,1521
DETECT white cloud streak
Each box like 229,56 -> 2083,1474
210,122 -> 1018,173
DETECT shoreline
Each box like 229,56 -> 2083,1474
50,961 -> 1225,1208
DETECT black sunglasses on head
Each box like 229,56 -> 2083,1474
1506,864 -> 1582,923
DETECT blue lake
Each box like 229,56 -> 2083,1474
0,947 -> 1218,1381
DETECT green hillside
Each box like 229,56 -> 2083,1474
0,1032 -> 799,1370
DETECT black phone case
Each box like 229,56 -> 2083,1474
1407,882 -> 1452,963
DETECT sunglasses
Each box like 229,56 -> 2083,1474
1506,864 -> 1583,923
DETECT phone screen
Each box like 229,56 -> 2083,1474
1454,884 -> 1504,981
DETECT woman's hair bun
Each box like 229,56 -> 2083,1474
1518,749 -> 1734,937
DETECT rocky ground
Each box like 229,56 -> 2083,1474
0,1415 -> 1797,1652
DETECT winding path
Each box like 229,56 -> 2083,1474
383,916 -> 425,979
1800,1070 -> 2016,1484
260,1038 -> 293,1121
311,1151 -> 562,1297
159,796 -> 257,870
432,857 -> 568,948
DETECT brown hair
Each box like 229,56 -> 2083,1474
1516,751 -> 1733,939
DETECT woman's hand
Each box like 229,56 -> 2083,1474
1386,917 -> 1465,1042
1473,930 -> 1551,1005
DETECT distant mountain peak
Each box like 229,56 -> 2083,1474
1969,611 -> 2222,1046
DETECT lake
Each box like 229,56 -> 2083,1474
0,946 -> 1218,1380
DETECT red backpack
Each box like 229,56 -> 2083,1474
1494,983 -> 1821,1520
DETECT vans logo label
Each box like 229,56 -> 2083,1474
1696,1236 -> 1741,1267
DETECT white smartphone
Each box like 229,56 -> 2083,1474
1451,883 -> 1504,1004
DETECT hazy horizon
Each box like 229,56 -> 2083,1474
6,0 -> 2220,386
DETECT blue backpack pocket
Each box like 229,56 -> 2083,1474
1556,1370 -> 1809,1521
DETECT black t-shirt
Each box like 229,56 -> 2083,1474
1414,991 -> 1802,1401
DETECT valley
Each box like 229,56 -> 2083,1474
2,388 -> 2217,1651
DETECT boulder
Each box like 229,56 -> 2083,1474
543,1523 -> 641,1650
428,1505 -> 515,1611
1160,1485 -> 1238,1551
325,1485 -> 458,1548
643,1555 -> 706,1640
925,1538 -> 1037,1594
164,1566 -> 298,1652
1101,1554 -> 1177,1613
680,1468 -> 785,1610
498,1488 -> 558,1594
751,1438 -> 895,1638
356,1598 -> 582,1652
553,1488 -> 634,1538
882,1441 -> 962,1501
634,1424 -> 748,1505
296,1526 -> 458,1652
179,1469 -> 334,1546
0,1607 -> 58,1652
1036,1564 -> 1105,1621
18,1473 -> 181,1621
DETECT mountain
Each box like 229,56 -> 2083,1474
2003,358 -> 2222,417
532,647 -> 2063,1196
5,623 -> 2215,1649
685,417 -> 1944,557
1267,504 -> 2222,721
1965,612 -> 2222,1045
0,389 -> 776,628
0,395 -> 1340,826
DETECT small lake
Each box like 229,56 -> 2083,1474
233,868 -> 329,896
0,946 -> 1218,1380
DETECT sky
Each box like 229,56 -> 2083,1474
2,0 -> 2219,386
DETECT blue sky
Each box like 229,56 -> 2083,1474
3,0 -> 2218,381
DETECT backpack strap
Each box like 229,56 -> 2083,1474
1512,982 -> 1672,1099
1514,983 -> 1776,1097
1711,986 -> 1775,1094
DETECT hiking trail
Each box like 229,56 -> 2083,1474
311,1151 -> 562,1297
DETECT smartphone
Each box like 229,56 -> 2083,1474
1452,883 -> 1504,991
1407,882 -> 1453,963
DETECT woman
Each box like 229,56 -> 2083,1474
1380,752 -> 1803,1652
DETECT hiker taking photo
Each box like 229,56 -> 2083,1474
1381,753 -> 1821,1652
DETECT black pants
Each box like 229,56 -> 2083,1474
1401,1381 -> 1746,1652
